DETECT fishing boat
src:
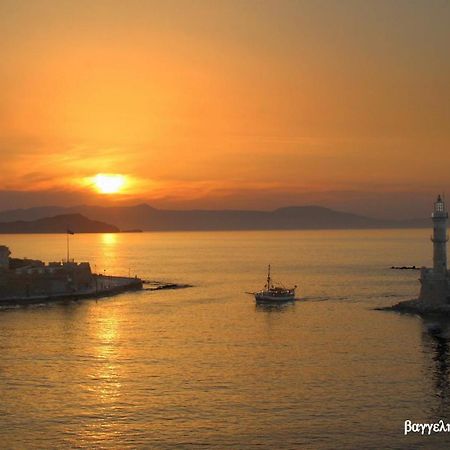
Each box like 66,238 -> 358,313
254,265 -> 296,302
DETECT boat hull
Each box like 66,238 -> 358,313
254,292 -> 296,302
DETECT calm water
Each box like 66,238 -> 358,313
1,229 -> 450,449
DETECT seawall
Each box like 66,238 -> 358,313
0,275 -> 143,306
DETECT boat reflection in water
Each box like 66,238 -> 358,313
254,265 -> 297,303
255,301 -> 295,313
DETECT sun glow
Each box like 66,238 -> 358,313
93,174 -> 126,194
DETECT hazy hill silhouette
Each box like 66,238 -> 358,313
0,204 -> 429,231
0,214 -> 119,234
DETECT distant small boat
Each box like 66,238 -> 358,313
254,265 -> 296,302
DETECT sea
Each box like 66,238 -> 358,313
1,229 -> 450,449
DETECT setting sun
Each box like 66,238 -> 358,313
93,174 -> 125,194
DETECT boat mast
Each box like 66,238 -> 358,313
267,264 -> 271,289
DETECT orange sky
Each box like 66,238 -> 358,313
0,0 -> 449,218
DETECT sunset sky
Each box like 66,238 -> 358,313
1,0 -> 449,218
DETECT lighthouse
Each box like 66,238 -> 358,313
432,195 -> 448,277
419,195 -> 450,305
390,195 -> 450,312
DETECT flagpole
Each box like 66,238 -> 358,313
67,230 -> 69,262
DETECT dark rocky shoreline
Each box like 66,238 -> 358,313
143,281 -> 193,291
376,298 -> 450,316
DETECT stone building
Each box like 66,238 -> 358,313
0,246 -> 95,299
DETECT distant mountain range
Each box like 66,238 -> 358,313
0,204 -> 430,232
0,213 -> 119,234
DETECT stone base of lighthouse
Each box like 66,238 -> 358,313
419,268 -> 450,305
380,275 -> 450,315
381,268 -> 450,316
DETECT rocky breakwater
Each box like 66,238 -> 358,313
377,298 -> 450,316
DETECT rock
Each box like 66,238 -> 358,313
377,298 -> 450,316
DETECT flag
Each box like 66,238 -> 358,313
67,229 -> 75,235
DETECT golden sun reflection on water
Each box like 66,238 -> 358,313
82,309 -> 124,444
95,234 -> 120,275
101,233 -> 118,246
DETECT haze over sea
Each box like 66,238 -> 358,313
1,229 -> 450,449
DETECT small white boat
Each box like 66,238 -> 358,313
254,265 -> 297,302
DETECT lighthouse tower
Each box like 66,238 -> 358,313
419,195 -> 450,304
432,195 -> 448,278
